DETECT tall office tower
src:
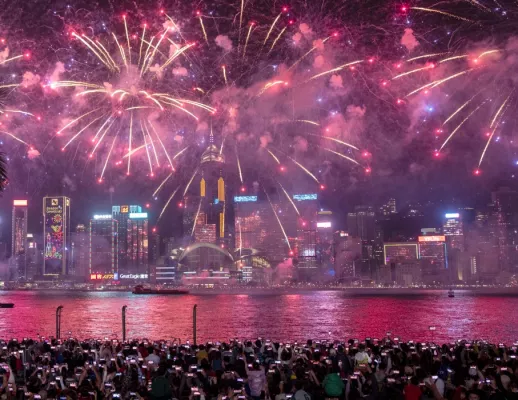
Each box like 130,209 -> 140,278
25,233 -> 40,280
334,232 -> 362,280
43,196 -> 71,276
126,211 -> 149,275
71,224 -> 89,280
183,131 -> 228,246
347,206 -> 376,240
234,195 -> 296,265
112,204 -> 142,273
379,198 -> 397,217
418,235 -> 447,283
490,187 -> 518,275
293,194 -> 318,274
89,215 -> 118,275
150,231 -> 161,264
316,210 -> 334,275
442,212 -> 466,281
11,200 -> 28,280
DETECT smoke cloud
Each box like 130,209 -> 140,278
21,71 -> 40,88
401,28 -> 419,51
215,35 -> 233,52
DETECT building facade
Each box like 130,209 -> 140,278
11,200 -> 28,280
89,215 -> 118,276
43,196 -> 71,276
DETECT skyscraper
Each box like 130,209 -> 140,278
112,204 -> 142,273
11,199 -> 28,280
71,224 -> 89,280
347,206 -> 376,240
126,212 -> 149,275
293,194 -> 318,274
25,233 -> 40,280
183,130 -> 228,246
316,210 -> 334,274
443,212 -> 465,281
418,235 -> 447,283
89,215 -> 118,275
43,196 -> 71,276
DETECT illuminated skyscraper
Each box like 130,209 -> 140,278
418,235 -> 447,283
316,210 -> 334,275
43,196 -> 71,276
293,194 -> 318,273
126,212 -> 149,275
234,195 -> 296,265
347,206 -> 376,240
112,204 -> 142,273
89,215 -> 118,275
12,200 -> 28,280
25,233 -> 40,280
383,243 -> 419,265
183,131 -> 228,246
71,224 -> 89,280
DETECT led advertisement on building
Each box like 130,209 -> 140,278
44,197 -> 69,275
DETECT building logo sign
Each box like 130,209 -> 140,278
293,194 -> 318,201
90,273 -> 115,280
93,214 -> 112,220
117,273 -> 149,280
234,196 -> 257,202
445,213 -> 460,218
13,199 -> 28,206
129,212 -> 148,219
121,205 -> 129,213
418,235 -> 446,242
317,221 -> 332,228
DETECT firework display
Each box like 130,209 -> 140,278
0,0 -> 516,214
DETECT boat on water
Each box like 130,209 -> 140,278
448,289 -> 455,298
132,285 -> 189,295
0,303 -> 14,308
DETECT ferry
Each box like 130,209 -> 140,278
0,303 -> 14,308
448,289 -> 455,298
132,285 -> 189,295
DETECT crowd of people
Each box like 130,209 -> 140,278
0,336 -> 517,400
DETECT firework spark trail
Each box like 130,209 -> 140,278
94,39 -> 120,71
442,93 -> 480,125
440,102 -> 486,150
100,130 -> 119,181
295,120 -> 320,126
285,154 -> 320,183
112,33 -> 128,69
490,93 -> 512,128
91,115 -> 114,142
153,172 -> 173,197
257,80 -> 286,97
147,120 -> 173,167
288,36 -> 332,71
264,188 -> 291,250
242,23 -> 254,59
173,146 -> 189,160
138,24 -> 147,66
1,109 -> 34,116
236,147 -> 243,183
439,55 -> 469,63
158,185 -> 180,221
62,115 -> 105,150
123,15 -> 131,65
478,49 -> 500,59
127,113 -> 133,174
392,64 -> 435,80
90,118 -> 115,157
71,33 -> 116,71
266,148 -> 280,164
0,130 -> 29,145
308,133 -> 359,150
143,121 -> 159,166
142,27 -> 169,74
305,60 -> 363,83
183,168 -> 199,196
268,26 -> 287,54
198,15 -> 209,44
222,65 -> 228,86
321,147 -> 360,165
406,69 -> 473,97
406,53 -> 449,62
263,12 -> 282,45
191,199 -> 203,236
140,121 -> 153,174
410,7 -> 473,22
478,125 -> 499,167
239,0 -> 245,39
0,55 -> 23,65
57,108 -> 101,135
122,142 -> 147,158
277,181 -> 300,216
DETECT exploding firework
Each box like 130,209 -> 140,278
51,16 -> 215,182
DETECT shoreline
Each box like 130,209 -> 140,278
1,286 -> 517,296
